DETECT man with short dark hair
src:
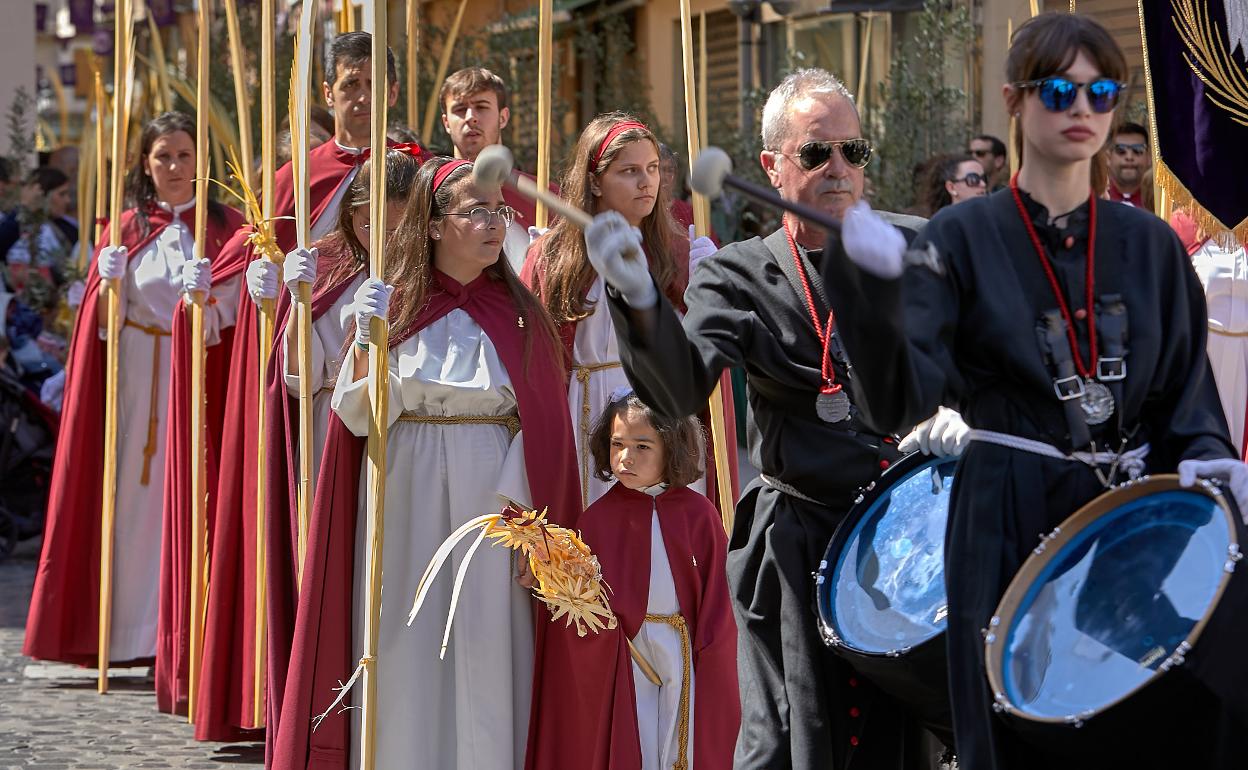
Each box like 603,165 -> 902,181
1106,121 -> 1152,211
969,133 -> 1008,190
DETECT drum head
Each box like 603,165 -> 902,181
988,475 -> 1238,723
821,453 -> 957,655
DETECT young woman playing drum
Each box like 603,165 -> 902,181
811,12 -> 1247,770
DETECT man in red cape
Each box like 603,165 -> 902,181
193,31 -> 419,741
23,201 -> 241,667
269,271 -> 581,769
527,482 -> 740,769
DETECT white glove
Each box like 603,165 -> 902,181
96,245 -> 128,281
898,406 -> 971,457
527,226 -> 548,245
1178,458 -> 1248,525
246,259 -> 280,303
66,280 -> 86,308
180,258 -> 213,301
841,200 -> 907,279
349,278 -> 393,347
283,246 -> 318,294
584,211 -> 655,309
688,225 -> 717,273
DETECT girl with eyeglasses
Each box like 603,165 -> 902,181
522,112 -> 733,509
821,13 -> 1247,769
271,157 -> 579,770
922,153 -> 988,215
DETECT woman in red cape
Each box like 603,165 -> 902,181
270,157 -> 579,770
24,112 -> 243,669
522,112 -> 738,512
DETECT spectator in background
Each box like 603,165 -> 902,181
922,153 -> 988,215
969,133 -> 1008,190
1,168 -> 77,294
1105,121 -> 1152,210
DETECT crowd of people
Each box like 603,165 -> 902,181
15,10 -> 1248,770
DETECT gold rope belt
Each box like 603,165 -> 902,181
643,612 -> 692,770
397,412 -> 520,437
572,361 -> 622,507
124,319 -> 172,486
1209,323 -> 1248,338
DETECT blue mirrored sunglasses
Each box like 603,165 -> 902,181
1013,76 -> 1125,114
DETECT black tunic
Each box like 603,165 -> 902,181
822,189 -> 1241,770
607,220 -> 944,770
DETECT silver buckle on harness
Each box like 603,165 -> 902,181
1053,375 -> 1086,401
1097,357 -> 1126,381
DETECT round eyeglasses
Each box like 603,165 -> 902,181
442,205 -> 517,229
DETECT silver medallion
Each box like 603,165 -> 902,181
816,388 -> 852,423
1080,379 -> 1115,425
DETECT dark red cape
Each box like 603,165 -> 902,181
24,203 -> 239,666
270,270 -> 580,769
154,203 -> 249,717
519,237 -> 740,511
526,482 -> 739,770
194,140 -> 416,740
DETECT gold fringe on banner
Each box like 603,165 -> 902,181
1154,160 -> 1248,248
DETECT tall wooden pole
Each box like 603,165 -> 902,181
250,0 -> 278,732
679,0 -> 734,534
224,0 -> 255,192
534,0 -> 553,228
186,0 -> 213,725
94,71 -> 108,247
98,0 -> 133,696
698,12 -> 708,150
359,3 -> 391,768
1007,19 -> 1020,176
419,0 -> 468,144
407,0 -> 419,132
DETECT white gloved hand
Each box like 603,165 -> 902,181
246,259 -> 280,303
584,211 -> 655,309
66,280 -> 86,308
841,200 -> 907,279
898,406 -> 971,457
180,258 -> 213,302
96,245 -> 128,281
283,246 -> 318,294
527,226 -> 548,245
349,278 -> 394,347
688,224 -> 717,273
1178,458 -> 1248,525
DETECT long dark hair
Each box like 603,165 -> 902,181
383,157 -> 561,359
922,154 -> 978,215
1005,13 -> 1127,193
124,111 -> 226,238
532,112 -> 684,326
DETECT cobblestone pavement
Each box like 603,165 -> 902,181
0,539 -> 263,769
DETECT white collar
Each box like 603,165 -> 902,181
335,140 -> 365,155
158,196 -> 196,216
638,482 -> 669,498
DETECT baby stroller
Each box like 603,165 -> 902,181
0,295 -> 58,560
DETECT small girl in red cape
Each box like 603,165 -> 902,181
530,388 -> 739,770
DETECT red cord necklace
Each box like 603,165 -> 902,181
785,217 -> 851,423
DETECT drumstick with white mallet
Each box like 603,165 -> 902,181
472,145 -> 661,686
691,146 -> 843,234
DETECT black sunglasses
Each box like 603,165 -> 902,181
784,138 -> 873,171
951,172 -> 986,187
1012,76 -> 1125,114
1112,142 -> 1147,156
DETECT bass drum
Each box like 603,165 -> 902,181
984,474 -> 1248,762
816,451 -> 958,742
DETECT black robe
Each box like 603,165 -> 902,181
822,189 -> 1243,770
607,218 -> 945,770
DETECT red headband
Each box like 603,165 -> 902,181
590,120 -> 649,172
432,159 -> 472,194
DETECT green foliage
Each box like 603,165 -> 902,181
873,0 -> 974,213
6,87 -> 36,170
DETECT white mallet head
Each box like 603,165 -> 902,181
691,146 -> 733,200
473,145 -> 515,189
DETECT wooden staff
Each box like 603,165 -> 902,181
1007,19 -> 1020,177
145,14 -> 173,115
419,0 -> 468,145
855,13 -> 874,115
250,0 -> 278,731
679,0 -> 734,534
98,0 -> 133,696
76,66 -> 101,273
359,4 -> 391,768
406,0 -> 419,134
339,0 -> 354,34
291,0 -> 317,586
698,12 -> 707,149
94,71 -> 108,246
186,0 -> 213,725
223,0 -> 255,191
534,0 -> 553,228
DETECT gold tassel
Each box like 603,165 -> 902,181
1154,161 -> 1248,248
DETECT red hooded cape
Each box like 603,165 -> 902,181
520,236 -> 740,511
270,269 -> 580,769
526,482 -> 739,770
194,141 -> 425,740
24,202 -> 240,666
